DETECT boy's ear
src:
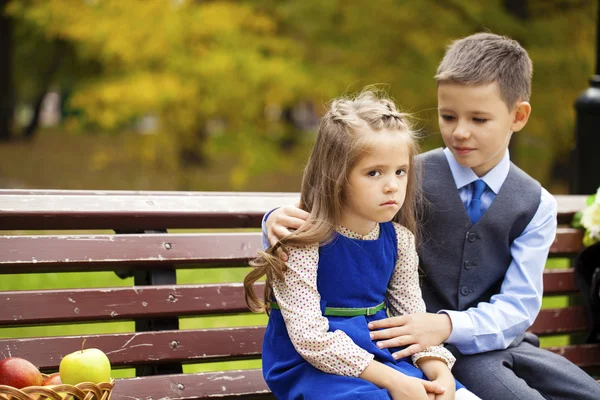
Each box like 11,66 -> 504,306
511,101 -> 531,132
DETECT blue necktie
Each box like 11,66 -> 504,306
467,179 -> 487,224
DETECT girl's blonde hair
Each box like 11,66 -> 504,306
244,90 -> 422,313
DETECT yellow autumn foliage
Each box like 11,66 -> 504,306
5,0 -> 597,189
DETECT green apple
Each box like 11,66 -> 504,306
59,347 -> 111,385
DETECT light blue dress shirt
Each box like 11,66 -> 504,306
261,148 -> 558,355
441,148 -> 557,354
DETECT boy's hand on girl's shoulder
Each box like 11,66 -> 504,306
265,203 -> 309,261
368,313 -> 452,359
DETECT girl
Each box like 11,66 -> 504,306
244,91 -> 479,400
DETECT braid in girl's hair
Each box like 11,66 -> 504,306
243,90 -> 422,313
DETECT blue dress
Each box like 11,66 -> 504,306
261,222 -> 466,399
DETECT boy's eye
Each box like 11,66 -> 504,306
473,117 -> 488,123
367,170 -> 381,177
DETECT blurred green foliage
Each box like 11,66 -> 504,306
2,0 -> 596,191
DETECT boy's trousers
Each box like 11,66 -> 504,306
447,333 -> 600,400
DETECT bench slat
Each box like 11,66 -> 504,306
1,269 -> 580,326
542,268 -> 577,294
0,327 -> 266,370
546,344 -> 600,368
0,233 -> 262,273
549,228 -> 584,255
529,307 -> 589,336
0,192 -> 585,231
0,192 -> 299,231
1,283 -> 265,326
0,229 -> 584,273
110,369 -> 274,400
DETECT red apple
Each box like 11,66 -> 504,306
42,372 -> 62,386
0,357 -> 43,388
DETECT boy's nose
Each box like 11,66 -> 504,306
452,124 -> 470,140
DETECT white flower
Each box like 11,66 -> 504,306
581,188 -> 600,242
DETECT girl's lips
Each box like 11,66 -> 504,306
381,201 -> 397,206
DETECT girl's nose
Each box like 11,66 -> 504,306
384,177 -> 399,193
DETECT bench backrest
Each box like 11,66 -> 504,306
0,190 -> 597,398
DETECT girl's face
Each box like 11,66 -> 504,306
340,130 -> 411,236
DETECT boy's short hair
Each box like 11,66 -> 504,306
435,32 -> 532,109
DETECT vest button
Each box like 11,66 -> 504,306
460,286 -> 471,296
467,232 -> 478,242
464,260 -> 475,270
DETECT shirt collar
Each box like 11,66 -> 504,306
337,224 -> 380,240
443,147 -> 510,194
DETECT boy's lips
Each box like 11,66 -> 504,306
454,146 -> 475,155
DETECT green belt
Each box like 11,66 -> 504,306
270,301 -> 385,317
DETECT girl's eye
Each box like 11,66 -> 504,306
368,170 -> 381,177
473,118 -> 488,123
396,169 -> 407,176
440,115 -> 455,121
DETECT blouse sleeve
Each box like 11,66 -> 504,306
270,243 -> 374,377
386,222 -> 456,370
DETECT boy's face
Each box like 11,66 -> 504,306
437,81 -> 530,177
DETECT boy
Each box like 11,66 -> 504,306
263,33 -> 600,399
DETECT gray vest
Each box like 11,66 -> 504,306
418,148 -> 541,312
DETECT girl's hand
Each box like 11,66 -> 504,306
387,376 -> 446,400
360,360 -> 445,400
416,359 -> 455,400
431,375 -> 455,400
265,204 -> 309,261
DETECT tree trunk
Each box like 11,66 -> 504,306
23,39 -> 67,139
503,0 -> 529,20
0,0 -> 14,141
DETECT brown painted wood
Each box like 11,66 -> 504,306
546,344 -> 600,368
2,269 -> 577,326
110,369 -> 274,400
554,195 -> 588,224
0,233 -> 262,273
0,192 -> 299,230
0,192 -> 584,231
0,327 -> 266,370
548,228 -> 584,256
542,269 -> 577,294
0,191 -> 595,393
528,307 -> 589,336
0,283 -> 264,326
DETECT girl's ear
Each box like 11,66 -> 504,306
511,101 -> 531,132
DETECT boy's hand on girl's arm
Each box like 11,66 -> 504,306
368,313 -> 452,359
265,204 -> 309,262
416,359 -> 456,400
359,360 -> 445,400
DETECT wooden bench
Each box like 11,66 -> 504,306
0,190 -> 598,400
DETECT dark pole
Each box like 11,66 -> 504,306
571,0 -> 600,194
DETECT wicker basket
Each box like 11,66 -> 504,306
0,381 -> 113,400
